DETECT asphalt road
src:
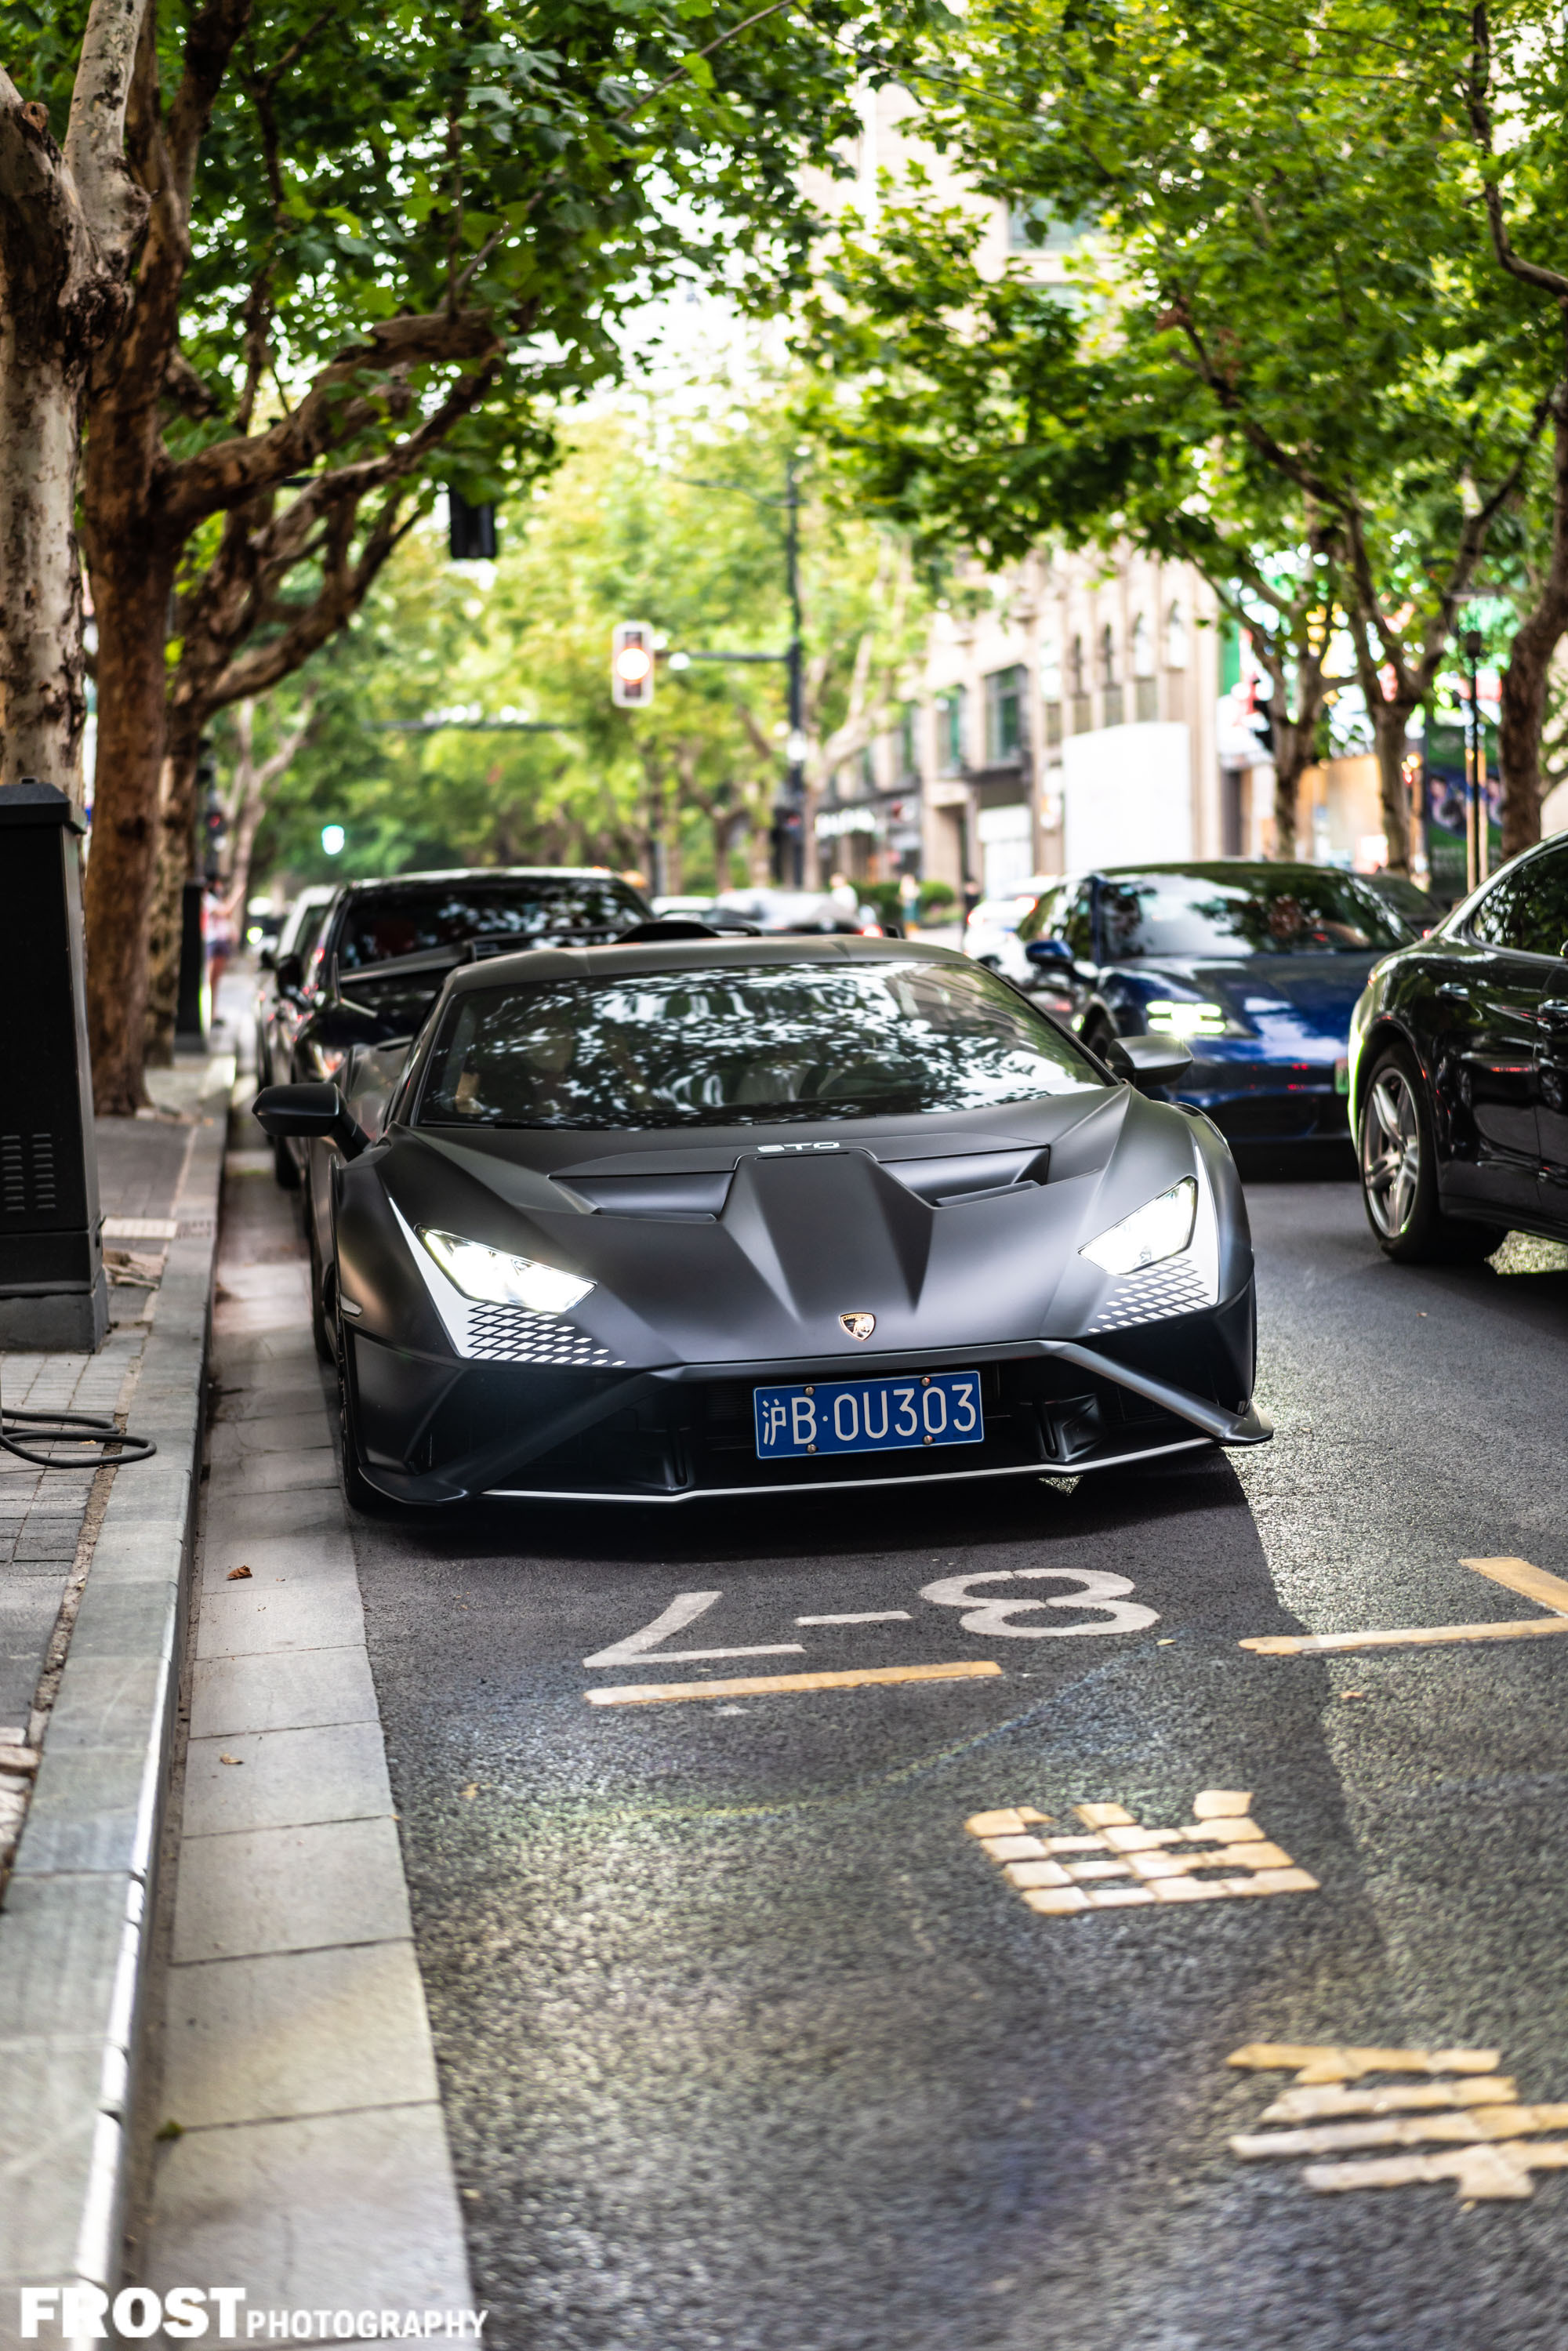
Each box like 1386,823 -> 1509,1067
339,1161 -> 1568,2351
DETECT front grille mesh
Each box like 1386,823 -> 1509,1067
463,1304 -> 623,1367
1088,1260 -> 1211,1332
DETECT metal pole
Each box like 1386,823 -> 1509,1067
785,453 -> 805,886
1463,629 -> 1481,894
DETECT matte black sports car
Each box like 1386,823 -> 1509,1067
253,938 -> 1270,1513
1018,863 -> 1412,1150
1348,832 -> 1568,1258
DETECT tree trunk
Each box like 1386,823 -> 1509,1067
1498,406 -> 1568,862
1368,695 -> 1415,875
143,715 -> 201,1066
0,340 -> 89,795
81,537 -> 176,1109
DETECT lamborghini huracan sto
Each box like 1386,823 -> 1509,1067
252,935 -> 1272,1511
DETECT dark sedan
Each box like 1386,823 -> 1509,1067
1018,862 -> 1410,1150
1348,832 -> 1568,1258
279,866 -> 651,1347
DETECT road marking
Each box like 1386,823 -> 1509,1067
794,1611 -> 913,1625
1227,2044 -> 1568,2201
1240,1555 -> 1568,1656
584,1590 -> 804,1670
586,1660 -> 1004,1707
1243,1619 -> 1568,1656
921,1568 -> 1159,1638
1461,1555 -> 1568,1614
967,1790 -> 1317,1914
1229,2044 -> 1501,2084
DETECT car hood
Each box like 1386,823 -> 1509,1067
1120,954 -> 1378,1043
358,1087 -> 1235,1369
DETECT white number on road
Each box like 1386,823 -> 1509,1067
583,1590 -> 805,1670
919,1568 -> 1159,1638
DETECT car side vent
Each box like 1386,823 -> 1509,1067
553,1170 -> 734,1220
883,1147 -> 1049,1206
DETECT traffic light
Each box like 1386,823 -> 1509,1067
612,621 -> 656,708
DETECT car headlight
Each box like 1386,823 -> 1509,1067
418,1228 -> 593,1314
1145,1000 -> 1229,1039
1080,1177 -> 1198,1275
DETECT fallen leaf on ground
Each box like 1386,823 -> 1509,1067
226,1566 -> 252,1580
154,2120 -> 184,2142
460,1783 -> 478,1800
219,1753 -> 243,1765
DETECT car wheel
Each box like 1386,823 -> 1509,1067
272,1135 -> 301,1192
1357,1042 -> 1496,1262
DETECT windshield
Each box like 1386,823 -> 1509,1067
336,877 -> 647,973
1097,869 -> 1406,959
418,958 -> 1102,1130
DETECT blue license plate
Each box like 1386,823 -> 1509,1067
753,1370 -> 984,1460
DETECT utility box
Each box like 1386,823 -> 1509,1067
0,781 -> 107,1350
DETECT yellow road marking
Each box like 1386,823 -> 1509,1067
1241,1619 -> 1568,1656
585,1659 -> 1003,1707
1229,2043 -> 1501,2083
1241,1555 -> 1568,1656
1461,1555 -> 1568,1616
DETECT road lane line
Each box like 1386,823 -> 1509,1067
794,1611 -> 913,1625
1241,1555 -> 1568,1655
585,1660 -> 1002,1707
1461,1555 -> 1568,1615
1241,1620 -> 1568,1656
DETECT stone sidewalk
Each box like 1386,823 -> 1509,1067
136,1121 -> 473,2330
0,1058 -> 230,2346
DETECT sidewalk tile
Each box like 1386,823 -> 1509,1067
161,1942 -> 439,2125
197,1580 -> 366,1660
189,1646 -> 379,1740
145,2104 -> 470,2315
172,1816 -> 412,1961
182,1722 -> 391,1836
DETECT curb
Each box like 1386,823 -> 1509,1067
0,1076 -> 227,2340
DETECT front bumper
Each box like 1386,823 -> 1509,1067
344,1286 -> 1268,1505
1178,1054 -> 1349,1144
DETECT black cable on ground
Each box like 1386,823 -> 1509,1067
1,1395 -> 157,1471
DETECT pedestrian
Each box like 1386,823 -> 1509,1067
205,887 -> 237,1022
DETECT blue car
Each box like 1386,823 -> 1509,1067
1016,862 -> 1416,1149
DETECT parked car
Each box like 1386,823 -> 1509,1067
713,888 -> 869,934
253,885 -> 339,1166
1359,870 -> 1443,936
963,878 -> 1060,986
1018,862 -> 1410,1151
252,934 -> 1269,1513
1349,832 -> 1568,1258
274,866 -> 652,1348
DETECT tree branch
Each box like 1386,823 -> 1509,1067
61,0 -> 153,263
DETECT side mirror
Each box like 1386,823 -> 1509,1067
1025,935 -> 1076,971
252,1081 -> 370,1159
1105,1034 -> 1194,1091
257,945 -> 277,973
274,951 -> 304,995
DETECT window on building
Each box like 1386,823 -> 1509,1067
1040,635 -> 1062,701
1166,602 -> 1189,669
859,745 -> 876,795
936,688 -> 967,774
1099,625 -> 1118,687
985,666 -> 1025,763
1007,200 -> 1093,253
1069,635 -> 1085,695
1131,614 -> 1154,677
898,703 -> 917,777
